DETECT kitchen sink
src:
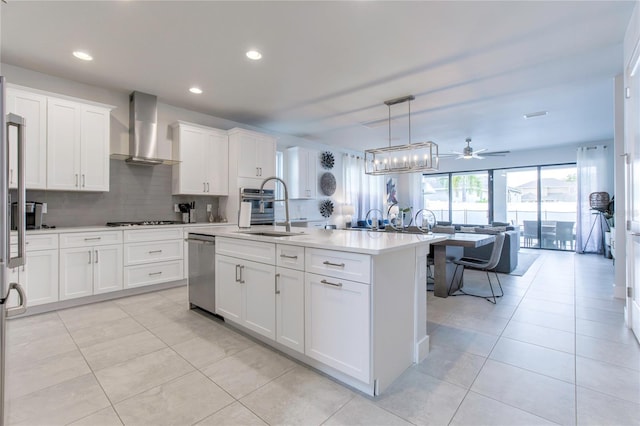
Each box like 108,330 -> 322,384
234,230 -> 305,238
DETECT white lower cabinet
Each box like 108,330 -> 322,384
123,228 -> 184,289
275,266 -> 304,353
60,244 -> 123,300
7,249 -> 59,307
215,253 -> 275,339
304,272 -> 370,383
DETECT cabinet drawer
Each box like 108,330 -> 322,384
276,244 -> 305,271
60,231 -> 123,248
305,248 -> 371,284
26,233 -> 59,251
217,237 -> 275,264
124,239 -> 183,266
124,260 -> 183,288
124,227 -> 184,243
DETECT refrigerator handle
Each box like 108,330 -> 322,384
5,282 -> 26,317
6,113 -> 25,269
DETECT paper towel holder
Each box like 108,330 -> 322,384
238,201 -> 252,229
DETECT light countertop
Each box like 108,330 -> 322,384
19,222 -> 230,235
188,225 -> 448,255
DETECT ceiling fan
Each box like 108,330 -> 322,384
443,138 -> 510,160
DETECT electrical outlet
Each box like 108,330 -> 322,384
42,203 -> 47,214
206,204 -> 212,212
174,204 -> 180,213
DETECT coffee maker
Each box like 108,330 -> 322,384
11,201 -> 44,230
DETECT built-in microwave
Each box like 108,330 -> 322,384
239,188 -> 275,225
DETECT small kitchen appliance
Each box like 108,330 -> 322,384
11,201 -> 43,230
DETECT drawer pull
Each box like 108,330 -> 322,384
322,260 -> 345,268
148,250 -> 163,254
148,271 -> 163,276
280,254 -> 298,260
320,279 -> 343,288
84,237 -> 101,241
275,273 -> 281,294
87,250 -> 92,264
239,265 -> 245,283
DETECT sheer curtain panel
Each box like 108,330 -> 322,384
576,145 -> 612,253
342,154 -> 384,222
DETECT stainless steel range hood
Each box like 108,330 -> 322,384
111,91 -> 178,165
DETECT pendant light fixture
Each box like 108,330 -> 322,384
364,95 -> 439,175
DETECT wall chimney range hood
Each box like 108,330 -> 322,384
111,91 -> 178,166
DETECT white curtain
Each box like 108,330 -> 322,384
576,145 -> 611,254
342,154 -> 384,223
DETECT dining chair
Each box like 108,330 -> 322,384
522,220 -> 538,247
448,232 -> 506,304
555,221 -> 575,250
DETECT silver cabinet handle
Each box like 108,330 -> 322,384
235,264 -> 241,282
320,279 -> 343,288
82,174 -> 86,187
9,169 -> 13,185
148,271 -> 162,276
75,174 -> 79,187
203,182 -> 207,192
239,265 -> 245,283
323,260 -> 345,268
95,249 -> 99,263
7,112 -> 26,269
148,250 -> 162,254
88,250 -> 92,264
84,237 -> 101,241
280,253 -> 298,259
275,273 -> 281,294
5,282 -> 27,317
206,182 -> 210,192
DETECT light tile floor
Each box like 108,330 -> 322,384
5,250 -> 640,425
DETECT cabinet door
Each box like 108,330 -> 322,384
81,105 -> 110,191
204,131 -> 228,195
7,89 -> 48,189
47,97 -> 82,190
276,267 -> 304,353
256,135 -> 276,178
305,273 -> 370,383
93,244 -> 123,294
176,126 -> 207,194
237,133 -> 259,178
24,250 -> 59,306
215,255 -> 243,323
305,150 -> 317,198
243,260 -> 276,339
59,247 -> 94,300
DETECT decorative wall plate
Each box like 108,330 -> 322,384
319,199 -> 334,218
320,172 -> 336,196
320,151 -> 335,169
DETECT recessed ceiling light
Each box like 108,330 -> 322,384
523,111 -> 548,119
246,50 -> 262,60
72,51 -> 93,61
189,87 -> 203,94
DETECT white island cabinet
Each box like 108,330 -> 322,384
209,227 -> 443,395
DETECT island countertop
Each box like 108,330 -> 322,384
186,225 -> 448,255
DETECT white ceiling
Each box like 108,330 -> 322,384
1,1 -> 635,155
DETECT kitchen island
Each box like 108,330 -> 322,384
187,225 -> 446,396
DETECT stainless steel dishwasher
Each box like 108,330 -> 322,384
186,233 -> 216,314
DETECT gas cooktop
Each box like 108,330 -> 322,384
105,220 -> 184,227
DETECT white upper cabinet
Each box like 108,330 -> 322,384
45,95 -> 111,191
171,121 -> 229,195
228,127 -> 276,180
287,146 -> 317,199
6,88 -> 47,189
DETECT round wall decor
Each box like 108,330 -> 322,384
320,151 -> 335,169
319,199 -> 334,218
320,172 -> 337,196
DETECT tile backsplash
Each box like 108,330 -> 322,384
23,160 -> 222,228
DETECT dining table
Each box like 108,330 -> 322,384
431,232 -> 496,297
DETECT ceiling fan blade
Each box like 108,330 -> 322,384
483,150 -> 511,156
474,148 -> 488,154
455,155 -> 465,160
438,153 -> 457,158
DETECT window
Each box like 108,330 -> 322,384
422,175 -> 450,222
451,171 -> 489,225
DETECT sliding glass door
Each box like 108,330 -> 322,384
451,171 -> 489,225
422,175 -> 450,222
540,165 -> 577,249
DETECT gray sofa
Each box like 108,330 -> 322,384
449,224 -> 520,274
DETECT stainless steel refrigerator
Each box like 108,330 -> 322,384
0,76 -> 28,426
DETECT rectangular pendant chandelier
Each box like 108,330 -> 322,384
364,95 -> 439,175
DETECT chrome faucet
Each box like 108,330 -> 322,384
259,176 -> 291,232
